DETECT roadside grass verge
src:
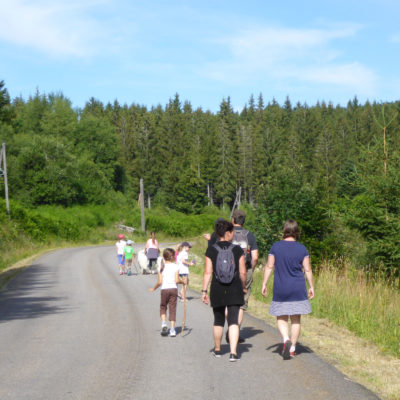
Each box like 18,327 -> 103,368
188,236 -> 400,400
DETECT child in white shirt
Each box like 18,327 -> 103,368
149,248 -> 183,337
177,242 -> 194,302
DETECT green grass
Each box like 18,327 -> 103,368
311,260 -> 400,357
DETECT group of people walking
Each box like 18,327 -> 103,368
201,212 -> 314,361
118,210 -> 314,363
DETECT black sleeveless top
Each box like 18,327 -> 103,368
205,241 -> 244,308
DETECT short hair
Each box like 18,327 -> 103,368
283,220 -> 300,240
215,219 -> 234,239
232,209 -> 246,225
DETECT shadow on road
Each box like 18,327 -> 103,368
0,263 -> 71,323
240,326 -> 263,341
266,342 -> 314,356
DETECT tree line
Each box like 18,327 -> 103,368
0,80 -> 399,280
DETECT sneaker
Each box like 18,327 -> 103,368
212,349 -> 222,358
161,325 -> 168,336
229,353 -> 239,362
169,329 -> 176,337
290,351 -> 297,358
282,340 -> 292,360
119,271 -> 123,275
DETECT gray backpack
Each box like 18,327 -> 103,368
232,229 -> 251,267
213,244 -> 235,284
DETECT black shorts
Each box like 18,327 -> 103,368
212,305 -> 240,327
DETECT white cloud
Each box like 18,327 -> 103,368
390,33 -> 400,43
0,0 -> 113,58
202,24 -> 377,96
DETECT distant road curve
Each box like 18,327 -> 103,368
0,244 -> 379,400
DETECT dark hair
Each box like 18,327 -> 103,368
160,248 -> 175,272
232,210 -> 246,226
283,219 -> 300,240
215,219 -> 234,239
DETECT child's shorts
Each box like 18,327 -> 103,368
118,254 -> 125,266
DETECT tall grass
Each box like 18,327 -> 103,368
311,260 -> 400,357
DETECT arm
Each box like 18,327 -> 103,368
201,256 -> 213,305
203,233 -> 211,241
239,254 -> 247,293
148,272 -> 162,292
251,249 -> 258,271
175,271 -> 184,285
261,254 -> 275,297
183,259 -> 194,267
303,256 -> 314,299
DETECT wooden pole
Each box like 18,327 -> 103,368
140,178 -> 145,232
1,143 -> 10,215
181,280 -> 187,335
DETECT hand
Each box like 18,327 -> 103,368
243,288 -> 248,294
203,233 -> 211,241
202,292 -> 209,305
261,284 -> 268,297
308,287 -> 314,299
148,288 -> 154,293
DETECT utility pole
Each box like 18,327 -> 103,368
140,178 -> 145,232
0,143 -> 10,215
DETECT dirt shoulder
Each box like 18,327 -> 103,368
188,270 -> 400,400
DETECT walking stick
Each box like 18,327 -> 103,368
181,279 -> 187,335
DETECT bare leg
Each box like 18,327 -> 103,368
213,326 -> 223,351
238,308 -> 244,327
277,315 -> 290,340
290,315 -> 301,346
170,320 -> 175,329
161,314 -> 166,323
228,324 -> 239,355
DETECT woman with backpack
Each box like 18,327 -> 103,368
201,219 -> 247,362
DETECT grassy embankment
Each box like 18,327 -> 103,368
188,236 -> 400,400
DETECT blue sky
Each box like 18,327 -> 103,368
1,0 -> 400,112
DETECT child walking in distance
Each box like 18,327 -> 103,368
116,234 -> 127,275
177,242 -> 195,302
148,248 -> 183,337
122,240 -> 135,275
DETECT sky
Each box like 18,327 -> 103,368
1,0 -> 400,112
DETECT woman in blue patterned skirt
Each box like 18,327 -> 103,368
261,220 -> 314,360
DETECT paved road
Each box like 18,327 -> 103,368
0,245 -> 379,400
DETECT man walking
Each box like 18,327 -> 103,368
227,209 -> 258,344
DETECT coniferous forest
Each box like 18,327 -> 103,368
0,80 -> 399,281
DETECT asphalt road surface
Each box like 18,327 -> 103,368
0,245 -> 380,400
